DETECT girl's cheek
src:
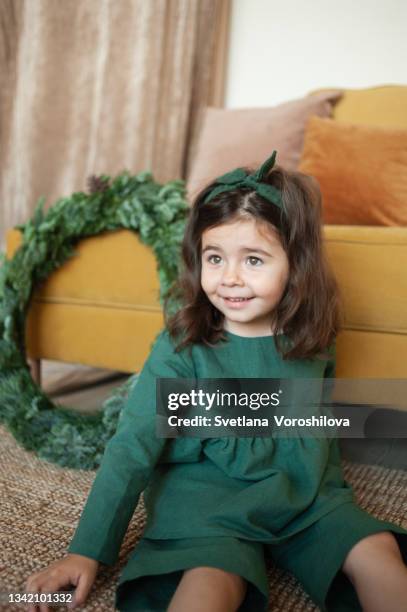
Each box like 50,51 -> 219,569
201,270 -> 215,290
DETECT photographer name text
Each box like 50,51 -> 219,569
167,415 -> 350,428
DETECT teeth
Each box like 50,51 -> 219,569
228,298 -> 249,301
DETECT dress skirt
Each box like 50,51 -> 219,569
115,502 -> 407,612
115,536 -> 269,611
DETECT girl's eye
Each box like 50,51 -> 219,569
247,256 -> 263,266
207,254 -> 222,264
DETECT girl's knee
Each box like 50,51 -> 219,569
169,566 -> 248,612
183,566 -> 247,596
354,531 -> 400,556
185,565 -> 246,583
368,531 -> 401,551
343,531 -> 402,579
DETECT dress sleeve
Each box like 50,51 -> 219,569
67,329 -> 194,565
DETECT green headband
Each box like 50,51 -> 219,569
203,150 -> 283,209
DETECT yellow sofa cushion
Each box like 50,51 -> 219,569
7,229 -> 164,372
25,301 -> 163,372
333,84 -> 407,128
324,225 -> 407,378
335,329 -> 407,379
310,84 -> 407,128
324,225 -> 407,335
7,228 -> 162,308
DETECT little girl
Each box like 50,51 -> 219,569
26,152 -> 407,612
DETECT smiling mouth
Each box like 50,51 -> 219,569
222,297 -> 254,302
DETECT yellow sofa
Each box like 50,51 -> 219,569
6,85 -> 407,380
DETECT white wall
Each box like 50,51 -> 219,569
225,0 -> 407,108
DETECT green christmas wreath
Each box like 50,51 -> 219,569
0,171 -> 188,470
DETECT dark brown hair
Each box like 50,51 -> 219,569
164,165 -> 342,360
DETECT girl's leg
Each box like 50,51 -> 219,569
167,566 -> 248,612
342,531 -> 407,612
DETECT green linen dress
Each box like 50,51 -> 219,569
68,329 -> 407,612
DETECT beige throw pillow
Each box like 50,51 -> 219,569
186,90 -> 342,203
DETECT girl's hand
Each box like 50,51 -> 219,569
25,553 -> 99,612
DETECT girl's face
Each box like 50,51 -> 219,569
201,217 -> 289,337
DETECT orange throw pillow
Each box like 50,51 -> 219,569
298,116 -> 407,225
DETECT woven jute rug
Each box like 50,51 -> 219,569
1,424 -> 406,612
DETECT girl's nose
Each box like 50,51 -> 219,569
221,265 -> 243,286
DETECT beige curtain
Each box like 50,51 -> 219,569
0,0 -> 230,249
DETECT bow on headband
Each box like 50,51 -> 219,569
203,150 -> 283,209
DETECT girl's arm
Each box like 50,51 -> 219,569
67,330 -> 193,566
